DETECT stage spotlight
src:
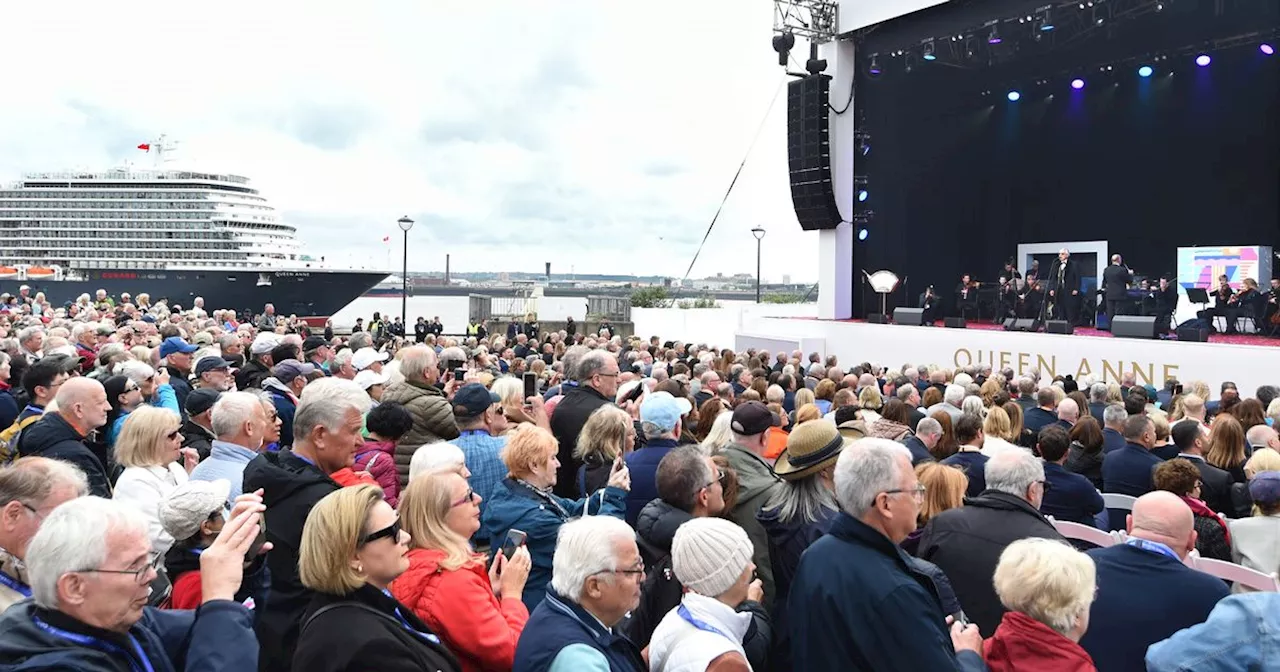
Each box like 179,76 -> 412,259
868,55 -> 882,75
858,190 -> 869,202
1071,78 -> 1085,90
988,27 -> 1002,44
1040,9 -> 1055,31
1195,54 -> 1211,67
923,42 -> 936,61
772,32 -> 795,67
858,228 -> 869,241
1007,90 -> 1021,101
1138,65 -> 1154,78
1261,44 -> 1275,56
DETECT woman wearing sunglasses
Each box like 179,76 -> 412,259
295,484 -> 461,672
392,472 -> 532,672
103,362 -> 179,451
112,405 -> 199,557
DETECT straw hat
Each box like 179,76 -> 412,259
773,421 -> 848,480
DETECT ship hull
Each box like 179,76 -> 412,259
2,268 -> 388,320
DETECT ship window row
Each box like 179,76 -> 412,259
2,211 -> 221,220
0,201 -> 224,210
20,182 -> 258,195
4,230 -> 231,240
3,248 -> 252,259
5,243 -> 248,253
1,220 -> 291,232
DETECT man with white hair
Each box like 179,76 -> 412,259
918,449 -> 1064,636
16,378 -> 112,498
190,391 -> 269,501
381,345 -> 459,490
1079,492 -> 1230,671
550,349 -> 620,498
906,417 -> 941,465
927,384 -> 966,424
243,377 -> 372,672
1246,423 -> 1280,454
0,495 -> 262,669
0,457 -> 88,610
1087,383 -> 1109,424
788,438 -> 984,670
1055,397 -> 1080,430
329,347 -> 356,380
17,325 -> 44,362
513,515 -> 646,672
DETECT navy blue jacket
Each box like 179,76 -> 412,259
0,600 -> 256,671
1101,427 -> 1126,454
1040,461 -> 1105,526
1080,543 -> 1229,672
1023,407 -> 1057,435
16,412 -> 111,498
622,438 -> 678,526
268,389 -> 298,450
787,512 -> 987,672
0,388 -> 18,433
1102,443 -> 1162,529
903,435 -> 934,465
513,589 -> 645,672
757,503 -> 838,634
940,450 -> 988,498
1088,402 -> 1107,425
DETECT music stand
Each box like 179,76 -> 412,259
1186,287 -> 1209,308
862,270 -> 900,322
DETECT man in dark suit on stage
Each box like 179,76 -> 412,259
1155,277 -> 1179,335
1046,248 -> 1081,324
1102,254 -> 1132,328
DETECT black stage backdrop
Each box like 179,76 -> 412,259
853,10 -> 1280,315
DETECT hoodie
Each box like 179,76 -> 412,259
241,450 -> 339,672
262,378 -> 298,450
16,412 -> 111,498
353,439 -> 400,507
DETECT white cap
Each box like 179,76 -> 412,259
354,368 -> 390,390
159,479 -> 231,541
352,347 -> 390,371
251,333 -> 280,356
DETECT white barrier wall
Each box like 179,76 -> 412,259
738,316 -> 1280,394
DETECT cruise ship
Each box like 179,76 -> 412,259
0,148 -> 386,321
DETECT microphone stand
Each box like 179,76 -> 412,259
1037,259 -> 1059,329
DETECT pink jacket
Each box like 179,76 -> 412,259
354,439 -> 400,507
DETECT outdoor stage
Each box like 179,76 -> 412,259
735,315 -> 1280,398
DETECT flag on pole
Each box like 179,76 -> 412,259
137,143 -> 151,152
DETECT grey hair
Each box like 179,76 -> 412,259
332,348 -> 354,370
114,360 -> 156,386
916,417 -> 942,439
27,497 -> 148,609
1018,377 -> 1037,395
348,332 -> 373,350
293,378 -> 372,441
763,473 -> 838,525
1102,404 -> 1128,426
984,450 -> 1045,499
561,345 -> 590,380
18,326 -> 44,344
962,396 -> 986,419
0,457 -> 88,509
550,515 -> 636,602
1089,383 -> 1108,403
408,441 -> 464,481
575,349 -> 613,383
896,385 -> 916,402
218,334 -> 239,351
834,438 -> 911,518
398,346 -> 438,383
210,391 -> 262,438
944,384 -> 965,407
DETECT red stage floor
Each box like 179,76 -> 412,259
834,319 -> 1280,348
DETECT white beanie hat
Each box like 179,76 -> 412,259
671,517 -> 754,598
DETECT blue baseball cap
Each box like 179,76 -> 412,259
159,336 -> 198,358
641,391 -> 687,433
452,383 -> 501,418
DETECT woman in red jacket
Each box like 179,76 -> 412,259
353,401 -> 414,507
984,538 -> 1098,672
391,472 -> 532,672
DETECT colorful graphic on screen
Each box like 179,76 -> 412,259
1175,246 -> 1272,290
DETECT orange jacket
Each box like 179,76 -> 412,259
764,426 -> 790,460
390,547 -> 529,672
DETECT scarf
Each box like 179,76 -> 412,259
1179,495 -> 1231,545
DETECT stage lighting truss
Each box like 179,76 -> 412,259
773,0 -> 839,45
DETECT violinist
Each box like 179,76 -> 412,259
919,285 -> 939,324
996,275 -> 1018,320
1266,278 -> 1280,331
1154,277 -> 1179,335
1019,279 -> 1045,319
1197,274 -> 1234,327
1224,278 -> 1260,335
955,274 -> 980,320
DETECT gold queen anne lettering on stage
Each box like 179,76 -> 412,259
953,348 -> 1178,385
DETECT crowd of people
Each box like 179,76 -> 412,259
0,286 -> 1277,671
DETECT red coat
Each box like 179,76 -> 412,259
984,611 -> 1097,672
354,439 -> 400,507
390,547 -> 529,672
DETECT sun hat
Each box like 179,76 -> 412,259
773,420 -> 848,480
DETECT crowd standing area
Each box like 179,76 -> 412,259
0,287 -> 1277,671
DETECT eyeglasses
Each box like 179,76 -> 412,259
20,502 -> 45,522
124,384 -> 139,393
166,429 -> 182,440
79,552 -> 163,585
884,484 -> 927,503
595,561 -> 645,579
451,488 -> 477,507
360,518 -> 401,546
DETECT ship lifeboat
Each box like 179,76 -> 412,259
0,267 -> 17,279
25,267 -> 56,279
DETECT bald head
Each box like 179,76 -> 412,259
53,377 -> 110,433
1128,491 -> 1196,559
1246,424 -> 1278,450
1057,398 -> 1079,422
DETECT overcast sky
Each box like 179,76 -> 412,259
0,1 -> 818,283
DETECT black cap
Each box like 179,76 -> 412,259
730,401 -> 782,436
186,388 -> 222,416
194,356 -> 234,377
303,335 -> 328,352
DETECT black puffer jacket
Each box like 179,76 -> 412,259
17,412 -> 111,497
242,450 -> 340,672
917,490 -> 1064,637
548,385 -> 612,498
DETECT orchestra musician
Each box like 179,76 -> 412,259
1154,276 -> 1179,335
996,275 -> 1019,320
1000,259 -> 1023,288
1224,278 -> 1260,335
1266,278 -> 1280,333
919,285 -> 939,325
1197,274 -> 1234,328
955,274 -> 980,320
1046,249 -> 1081,324
1019,279 -> 1045,320
1025,259 -> 1040,287
1101,254 -> 1133,327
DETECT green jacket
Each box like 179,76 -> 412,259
723,442 -> 784,609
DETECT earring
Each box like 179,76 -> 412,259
356,563 -> 363,574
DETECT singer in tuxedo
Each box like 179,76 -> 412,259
1046,248 -> 1081,324
1102,254 -> 1133,327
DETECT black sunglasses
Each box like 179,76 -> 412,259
360,519 -> 401,546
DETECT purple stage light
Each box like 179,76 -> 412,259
1195,54 -> 1211,67
1071,78 -> 1085,90
988,36 -> 1002,44
1262,44 -> 1275,56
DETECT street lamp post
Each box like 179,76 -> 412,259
397,216 -> 415,325
751,227 -> 766,303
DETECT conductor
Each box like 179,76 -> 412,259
1101,254 -> 1133,327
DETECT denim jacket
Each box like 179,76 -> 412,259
1146,593 -> 1279,671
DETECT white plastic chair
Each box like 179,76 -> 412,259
1191,556 -> 1280,592
1053,520 -> 1119,548
1102,493 -> 1138,511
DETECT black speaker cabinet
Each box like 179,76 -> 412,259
867,313 -> 889,324
944,317 -> 967,329
1111,316 -> 1159,339
787,75 -> 841,231
1177,326 -> 1209,342
1046,320 -> 1074,335
893,307 -> 926,326
1004,318 -> 1039,332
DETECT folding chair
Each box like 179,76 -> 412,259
1052,520 -> 1119,549
1191,556 -> 1280,592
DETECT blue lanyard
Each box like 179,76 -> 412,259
381,589 -> 440,644
677,604 -> 735,643
292,452 -> 316,467
22,405 -> 43,416
1126,538 -> 1182,562
33,616 -> 156,672
0,570 -> 31,598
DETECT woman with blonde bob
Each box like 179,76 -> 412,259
901,462 -> 968,556
294,485 -> 461,672
572,405 -> 636,496
392,472 -> 532,672
112,405 -> 196,555
983,538 -> 1098,670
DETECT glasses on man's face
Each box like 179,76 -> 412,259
80,552 -> 162,585
884,484 -> 927,503
596,561 -> 646,581
360,518 -> 401,546
451,488 -> 477,508
20,502 -> 46,522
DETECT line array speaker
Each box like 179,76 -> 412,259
787,75 -> 842,231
